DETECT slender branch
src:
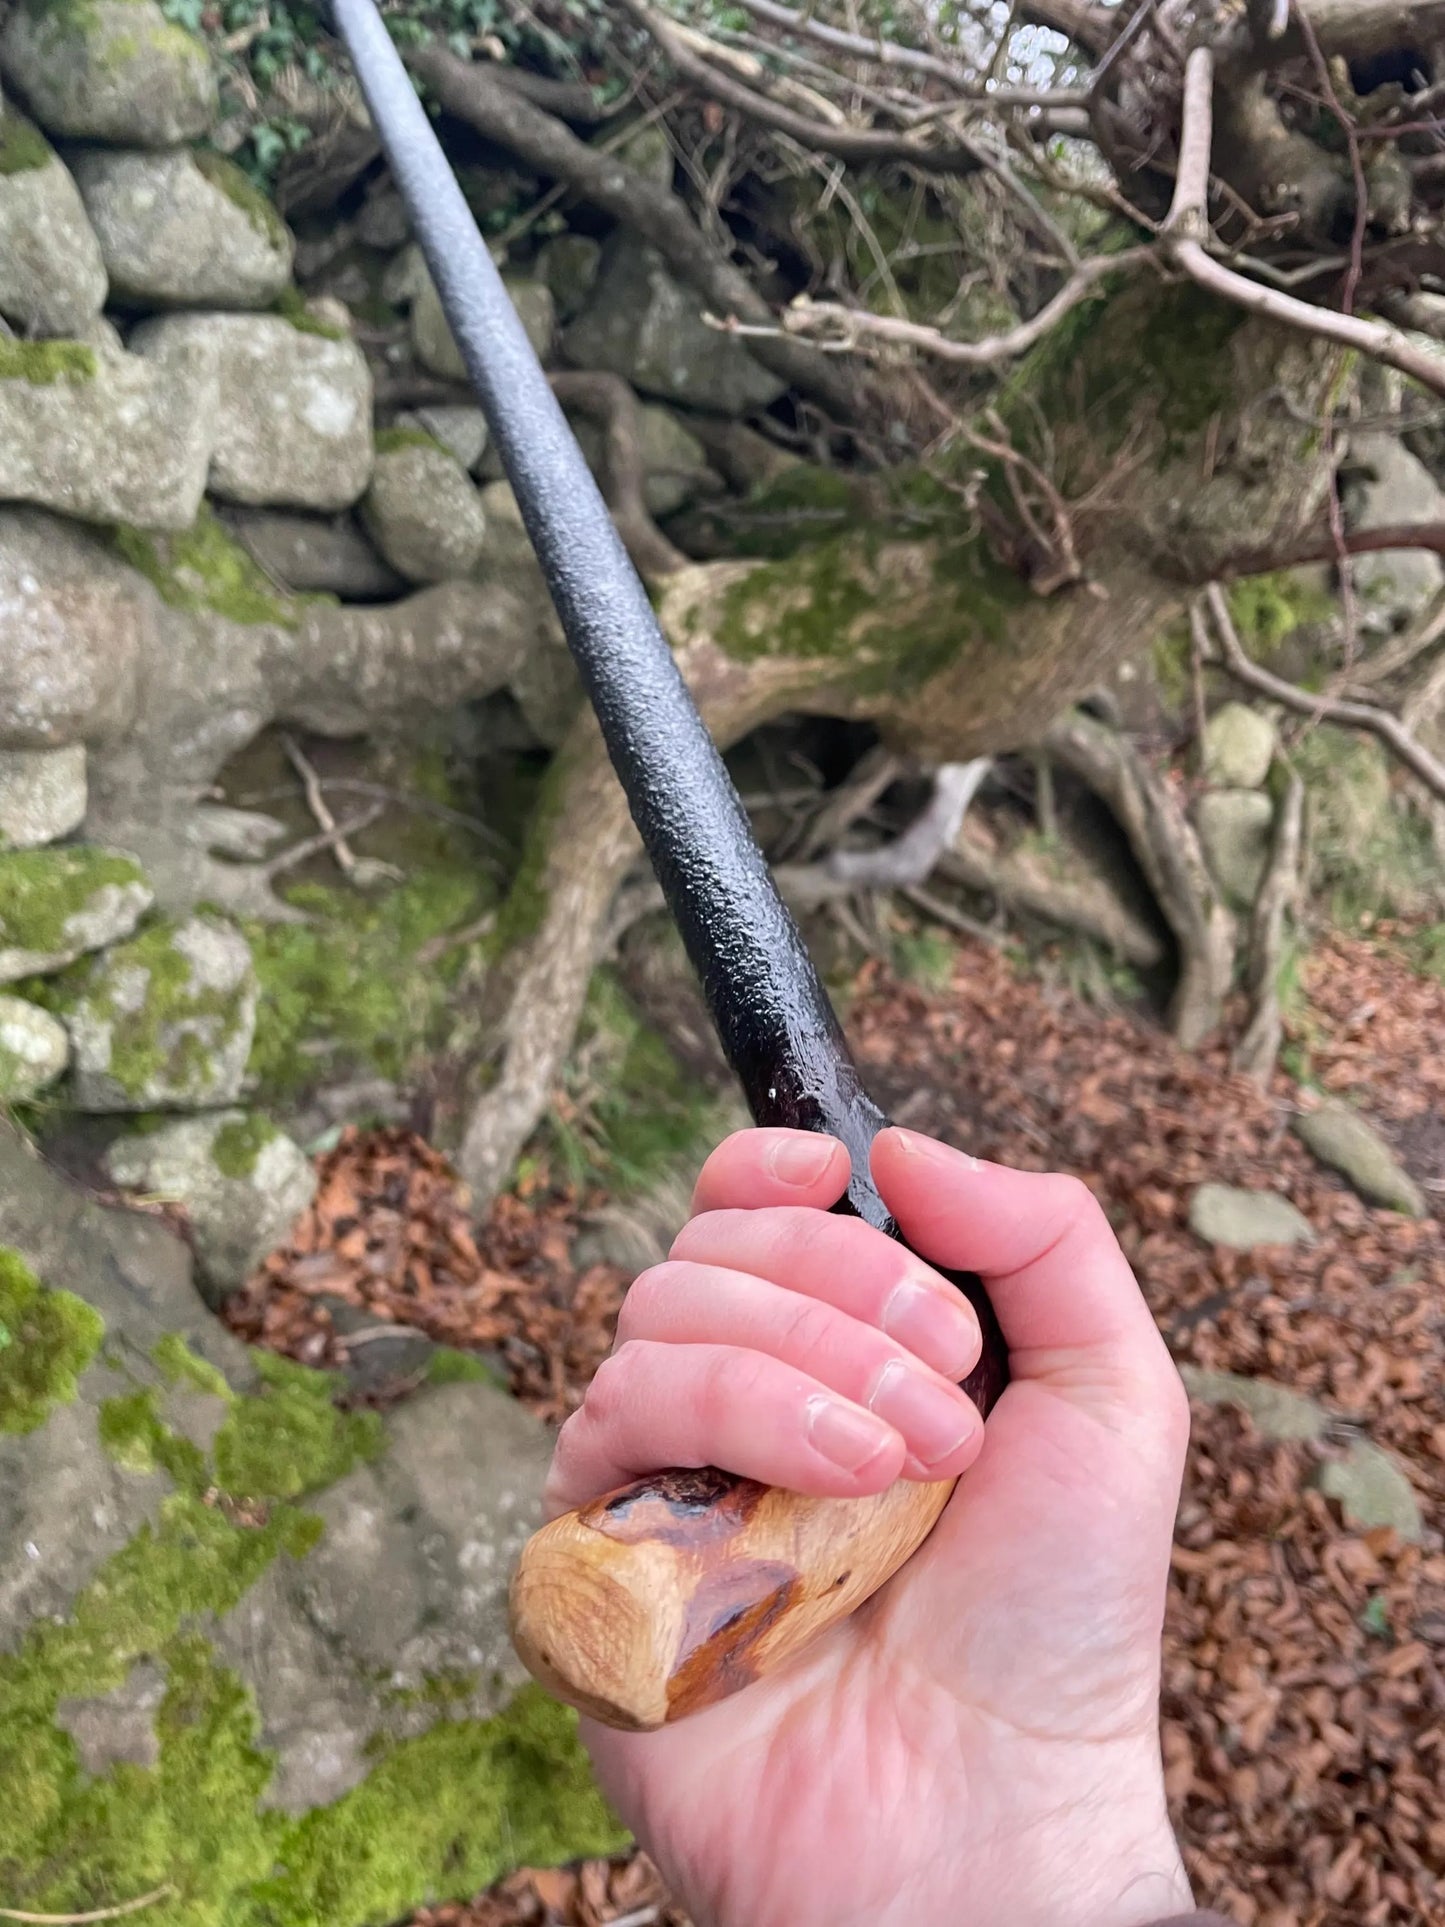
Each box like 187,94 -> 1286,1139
0,1890 -> 175,1925
826,759 -> 990,886
1165,46 -> 1215,239
1225,520 -> 1445,575
1203,583 -> 1445,802
621,0 -> 986,176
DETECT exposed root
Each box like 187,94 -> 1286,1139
1234,771 -> 1306,1084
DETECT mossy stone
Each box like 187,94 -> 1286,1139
111,506 -> 305,630
0,1246 -> 104,1435
0,339 -> 98,384
0,847 -> 152,982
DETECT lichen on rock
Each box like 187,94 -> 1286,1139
0,744 -> 87,850
62,911 -> 258,1110
0,846 -> 152,983
0,0 -> 218,147
0,992 -> 70,1098
0,110 -> 108,336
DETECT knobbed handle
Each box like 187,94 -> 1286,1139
509,1464 -> 957,1730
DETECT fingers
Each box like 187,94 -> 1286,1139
545,1340 -> 907,1517
617,1260 -> 983,1478
871,1128 -> 1185,1435
691,1128 -> 851,1215
671,1207 -> 981,1382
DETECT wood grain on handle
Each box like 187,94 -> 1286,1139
509,1464 -> 954,1730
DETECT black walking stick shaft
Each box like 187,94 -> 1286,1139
333,0 -> 1007,1726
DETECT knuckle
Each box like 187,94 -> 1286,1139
776,1291 -> 837,1362
696,1344 -> 768,1433
582,1344 -> 636,1427
614,1263 -> 672,1340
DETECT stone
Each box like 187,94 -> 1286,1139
217,509 -> 404,599
537,232 -> 601,321
103,1111 -> 316,1303
1319,1441 -> 1423,1540
404,403 -> 489,473
356,173 -> 410,250
0,328 -> 213,529
361,439 -> 488,585
1344,430 -> 1445,630
563,232 -> 784,416
1178,1366 -> 1329,1443
381,240 -> 427,307
412,266 -> 553,382
0,0 -> 217,146
63,912 -> 258,1111
1188,1182 -> 1314,1250
0,1122 -> 619,1902
0,745 -> 86,848
0,846 -> 152,983
1195,788 -> 1274,910
0,112 -> 108,336
71,148 -> 293,309
1202,701 -> 1276,790
475,481 -> 576,744
569,400 -> 718,518
1294,1104 -> 1426,1216
130,312 -> 373,511
608,118 -> 674,188
0,993 -> 69,1098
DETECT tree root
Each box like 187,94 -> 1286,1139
1234,771 -> 1305,1084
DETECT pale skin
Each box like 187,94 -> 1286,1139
545,1126 -> 1197,1927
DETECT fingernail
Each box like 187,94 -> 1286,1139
868,1360 -> 978,1468
805,1394 -> 896,1471
768,1135 -> 836,1187
882,1278 -> 980,1379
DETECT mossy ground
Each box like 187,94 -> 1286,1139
0,1313 -> 619,1922
0,1245 -> 104,1434
111,506 -> 308,629
0,338 -> 98,384
0,848 -> 146,956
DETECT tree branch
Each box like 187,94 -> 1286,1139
404,44 -> 866,421
1203,582 -> 1445,802
620,0 -> 987,176
826,759 -> 990,886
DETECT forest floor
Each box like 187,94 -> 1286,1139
227,925 -> 1445,1927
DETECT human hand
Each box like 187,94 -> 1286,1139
546,1127 -> 1194,1927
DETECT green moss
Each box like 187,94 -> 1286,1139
1293,726 -> 1437,922
193,149 -> 287,249
425,1347 -> 504,1389
374,424 -> 447,458
152,1331 -> 230,1398
211,1112 -> 279,1180
0,1247 -> 103,1435
211,1350 -> 381,1502
0,848 -> 146,959
0,338 -> 97,384
111,506 -> 304,630
0,108 -> 54,175
58,914 -> 250,1104
272,284 -> 346,341
1228,570 -> 1335,655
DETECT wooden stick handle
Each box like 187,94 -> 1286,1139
509,1463 -> 954,1729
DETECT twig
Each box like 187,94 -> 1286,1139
236,778 -> 507,850
900,884 -> 1005,946
263,804 -> 387,879
827,760 -> 990,887
1296,10 -> 1367,318
1203,583 -> 1445,802
415,909 -> 497,966
282,734 -> 361,879
0,1889 -> 175,1925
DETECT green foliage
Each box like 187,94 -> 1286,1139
0,848 -> 146,957
210,1112 -> 280,1180
546,971 -> 722,1195
0,339 -> 98,384
0,108 -> 54,175
0,1247 -> 104,1436
111,506 -> 305,629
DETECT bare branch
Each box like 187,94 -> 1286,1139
1203,583 -> 1445,802
826,759 -> 990,886
620,0 -> 988,176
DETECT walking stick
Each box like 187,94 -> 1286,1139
331,0 -> 1009,1730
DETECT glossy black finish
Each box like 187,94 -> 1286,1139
332,0 -> 1006,1415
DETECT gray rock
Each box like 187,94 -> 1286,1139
404,403 -> 489,473
1195,788 -> 1274,909
1179,1366 -> 1329,1442
362,440 -> 488,584
537,232 -> 601,321
218,509 -> 404,599
63,912 -> 257,1111
1345,430 -> 1445,630
130,311 -> 373,511
57,1660 -> 166,1775
563,232 -> 784,416
412,265 -> 553,382
0,0 -> 217,146
1294,1103 -> 1426,1216
1188,1182 -> 1314,1249
1202,701 -> 1276,790
569,399 -> 719,518
475,481 -> 576,744
356,174 -> 409,250
0,113 -> 108,335
608,118 -> 674,188
72,148 -> 293,309
0,992 -> 69,1097
0,846 -> 152,982
0,326 -> 213,529
1319,1441 -> 1423,1540
0,744 -> 86,848
103,1111 -> 316,1303
381,240 -> 427,307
